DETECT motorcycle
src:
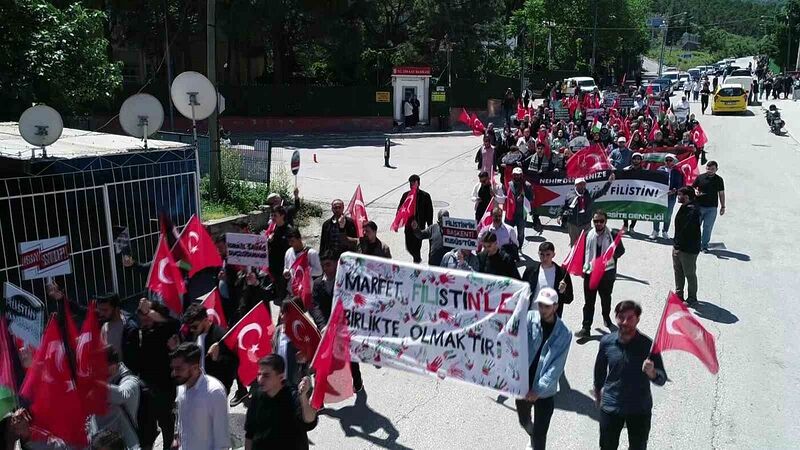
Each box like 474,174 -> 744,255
765,107 -> 785,135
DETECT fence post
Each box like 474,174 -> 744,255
266,139 -> 272,187
384,137 -> 391,167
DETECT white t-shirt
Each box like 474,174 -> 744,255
404,101 -> 413,117
534,265 -> 557,299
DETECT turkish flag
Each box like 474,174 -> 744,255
652,292 -> 719,374
178,214 -> 223,277
646,85 -> 654,96
470,113 -> 486,136
200,288 -> 228,329
478,197 -> 496,230
20,315 -> 88,448
588,230 -> 624,290
561,229 -> 587,276
222,303 -> 275,386
504,185 -> 516,222
310,300 -> 353,409
676,155 -> 699,186
691,124 -> 708,148
283,301 -> 321,362
566,144 -> 612,178
346,184 -> 369,238
75,302 -> 109,416
291,251 -> 313,310
517,102 -> 528,121
146,234 -> 187,316
391,187 -> 417,232
458,108 -> 471,127
648,120 -> 660,142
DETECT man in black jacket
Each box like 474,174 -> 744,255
522,242 -> 574,317
319,199 -> 358,257
183,304 -> 238,394
477,232 -> 519,279
559,174 -> 615,246
672,186 -> 702,304
399,174 -> 434,263
96,293 -> 140,374
268,205 -> 292,303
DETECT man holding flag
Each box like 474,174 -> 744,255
593,301 -> 667,450
396,175 -> 434,263
559,175 -> 615,246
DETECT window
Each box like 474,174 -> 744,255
718,87 -> 745,97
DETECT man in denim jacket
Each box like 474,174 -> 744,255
515,288 -> 572,450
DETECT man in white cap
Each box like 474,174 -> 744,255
609,136 -> 632,170
515,287 -> 571,450
559,173 -> 615,246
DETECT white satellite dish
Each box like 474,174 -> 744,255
170,71 -> 217,148
18,105 -> 63,158
119,93 -> 164,149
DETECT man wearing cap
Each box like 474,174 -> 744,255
398,174 -> 434,263
515,287 -> 571,450
651,154 -> 684,240
622,153 -> 646,232
609,137 -> 632,170
559,174 -> 615,246
507,167 -> 534,250
266,188 -> 301,226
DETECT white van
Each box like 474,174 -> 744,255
564,76 -> 598,94
662,71 -> 681,88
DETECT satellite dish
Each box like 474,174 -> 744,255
18,105 -> 63,158
170,71 -> 216,121
119,93 -> 164,149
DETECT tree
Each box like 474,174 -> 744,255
0,0 -> 122,119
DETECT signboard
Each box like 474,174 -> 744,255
18,236 -> 72,280
291,150 -> 301,175
112,226 -> 130,255
603,92 -> 618,107
335,252 -> 531,397
2,282 -> 45,347
673,104 -> 690,122
431,92 -> 446,102
618,95 -> 634,108
225,233 -> 269,267
553,107 -> 570,120
585,108 -> 604,120
441,217 -> 478,251
375,91 -> 391,103
392,66 -> 432,76
436,86 -> 445,92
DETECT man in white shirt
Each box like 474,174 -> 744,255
283,227 -> 323,294
478,206 -> 517,247
171,342 -> 230,450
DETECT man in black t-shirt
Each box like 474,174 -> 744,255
692,161 -> 726,252
245,354 -> 318,450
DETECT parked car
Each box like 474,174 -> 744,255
712,84 -> 748,115
662,71 -> 681,88
563,76 -> 598,94
678,74 -> 690,89
729,69 -> 751,78
723,76 -> 753,94
688,68 -> 701,80
650,78 -> 673,95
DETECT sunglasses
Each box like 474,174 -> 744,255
593,219 -> 606,224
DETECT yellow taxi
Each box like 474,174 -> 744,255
711,84 -> 748,114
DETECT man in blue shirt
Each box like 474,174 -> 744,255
593,301 -> 667,450
515,288 -> 571,450
609,136 -> 632,170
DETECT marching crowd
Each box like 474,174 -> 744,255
0,80 -> 726,450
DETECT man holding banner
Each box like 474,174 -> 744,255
560,175 -> 615,246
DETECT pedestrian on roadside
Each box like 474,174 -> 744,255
399,174 -> 434,263
403,96 -> 414,129
672,186 -> 702,304
593,301 -> 667,450
411,209 -> 450,266
652,154 -> 684,239
692,77 -> 700,101
700,79 -> 711,115
514,288 -> 571,450
559,175 -> 615,246
764,77 -> 773,101
683,79 -> 691,100
750,78 -> 759,105
319,199 -> 358,257
244,355 -> 317,450
171,343 -> 231,450
440,248 -> 480,271
574,210 -> 625,338
476,232 -> 519,279
471,171 -> 505,222
476,134 -> 496,175
522,242 -> 574,317
692,161 -> 725,252
358,221 -> 392,258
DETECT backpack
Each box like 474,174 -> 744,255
119,376 -> 158,447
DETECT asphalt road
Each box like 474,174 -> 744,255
213,77 -> 798,449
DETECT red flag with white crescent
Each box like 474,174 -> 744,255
691,123 -> 708,148
200,288 -> 228,329
391,187 -> 418,232
222,303 -> 275,386
177,214 -> 223,277
291,251 -> 313,310
75,302 -> 109,416
651,292 -> 719,374
478,197 -> 496,230
561,229 -> 587,276
588,230 -> 624,290
346,185 -> 369,238
566,143 -> 612,178
283,301 -> 321,361
310,300 -> 353,409
146,234 -> 187,315
676,155 -> 699,186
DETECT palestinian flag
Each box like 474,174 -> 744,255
639,146 -> 695,170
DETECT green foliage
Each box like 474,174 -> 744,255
0,0 -> 122,117
647,49 -> 717,71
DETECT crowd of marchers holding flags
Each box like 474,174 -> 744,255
0,80 -> 723,450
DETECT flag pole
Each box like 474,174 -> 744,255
649,292 -> 672,356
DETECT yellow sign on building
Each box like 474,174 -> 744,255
375,91 -> 391,102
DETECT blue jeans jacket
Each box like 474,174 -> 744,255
526,310 -> 572,398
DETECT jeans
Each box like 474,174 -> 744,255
701,95 -> 709,113
653,195 -> 677,233
673,250 -> 699,300
515,396 -> 555,450
698,206 -> 718,248
507,217 -> 525,249
692,91 -> 699,101
599,410 -> 652,450
582,271 -> 616,330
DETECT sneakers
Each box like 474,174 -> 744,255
574,328 -> 590,338
353,379 -> 364,393
649,230 -> 658,240
702,247 -> 710,253
661,231 -> 669,239
686,297 -> 698,305
229,389 -> 249,407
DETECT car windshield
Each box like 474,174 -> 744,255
718,87 -> 745,97
664,73 -> 679,80
578,80 -> 595,87
730,70 -> 750,77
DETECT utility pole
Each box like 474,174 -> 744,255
207,0 -> 221,197
591,0 -> 598,74
787,14 -> 792,72
658,23 -> 668,77
162,0 -> 175,131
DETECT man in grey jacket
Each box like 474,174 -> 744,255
515,288 -> 571,450
92,346 -> 141,449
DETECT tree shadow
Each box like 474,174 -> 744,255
615,273 -> 650,285
318,390 -> 412,450
688,300 -> 739,324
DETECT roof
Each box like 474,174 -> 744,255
0,122 -> 189,160
719,83 -> 746,89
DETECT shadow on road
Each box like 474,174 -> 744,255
689,300 -> 739,324
616,273 -> 650,285
319,390 -> 412,450
555,373 -> 601,421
